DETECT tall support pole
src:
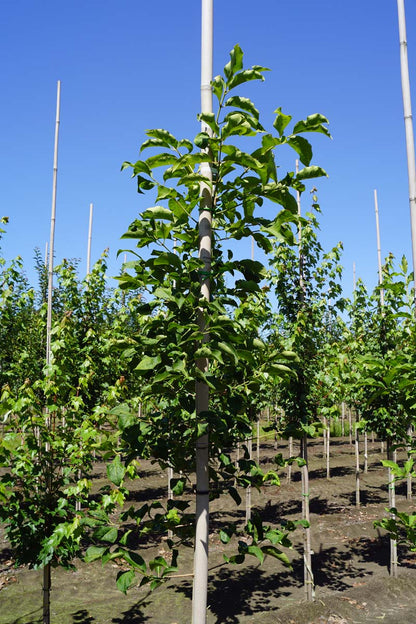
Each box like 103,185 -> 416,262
374,190 -> 385,307
46,80 -> 61,364
86,202 -> 93,275
192,2 -> 213,622
296,159 -> 313,600
44,79 -> 61,624
397,0 -> 416,306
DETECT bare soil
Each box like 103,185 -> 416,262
1,435 -> 416,624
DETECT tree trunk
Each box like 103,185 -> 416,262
355,421 -> 360,508
245,435 -> 252,525
301,434 -> 314,601
256,418 -> 260,465
326,421 -> 330,480
364,430 -> 368,474
407,425 -> 412,501
287,436 -> 293,483
387,439 -> 398,577
43,565 -> 51,624
348,408 -> 353,448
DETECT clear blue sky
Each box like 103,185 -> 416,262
1,0 -> 416,299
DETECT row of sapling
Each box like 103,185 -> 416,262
267,205 -> 345,600
0,245 -> 144,622
85,45 -> 333,619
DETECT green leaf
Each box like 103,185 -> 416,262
296,166 -> 327,181
143,129 -> 178,149
261,545 -> 290,566
135,355 -> 162,371
197,112 -> 219,136
287,136 -> 313,166
107,455 -> 125,487
273,107 -> 292,137
247,544 -> 264,563
228,486 -> 242,506
224,96 -> 259,119
142,206 -> 174,221
224,44 -> 244,79
292,114 -> 331,138
116,569 -> 136,594
93,526 -> 118,543
228,69 -> 267,90
84,545 -> 106,563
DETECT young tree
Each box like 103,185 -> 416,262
90,46 -> 330,616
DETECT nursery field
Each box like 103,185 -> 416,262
2,434 -> 416,624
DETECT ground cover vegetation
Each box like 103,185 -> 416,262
1,47 -> 416,623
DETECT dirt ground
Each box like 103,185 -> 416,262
1,434 -> 416,624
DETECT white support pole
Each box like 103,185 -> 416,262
86,202 -> 93,275
397,0 -> 416,306
374,190 -> 385,307
46,80 -> 61,365
44,78 -> 61,624
192,2 -> 213,622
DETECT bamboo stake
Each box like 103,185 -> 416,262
364,430 -> 368,474
397,0 -> 416,307
43,79 -> 61,624
374,190 -> 385,307
86,202 -> 93,275
192,2 -> 213,622
46,80 -> 61,364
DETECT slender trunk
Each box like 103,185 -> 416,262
256,418 -> 260,465
287,436 -> 293,483
43,565 -> 51,624
192,3 -> 213,622
348,408 -> 353,448
322,417 -> 327,459
326,421 -> 330,480
245,435 -> 252,525
355,419 -> 360,508
407,425 -> 412,500
387,439 -> 398,577
167,466 -> 173,538
364,430 -> 368,474
301,434 -> 314,601
341,402 -> 345,437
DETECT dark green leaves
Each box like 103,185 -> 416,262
224,44 -> 244,79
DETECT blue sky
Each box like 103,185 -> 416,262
1,0 -> 416,299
